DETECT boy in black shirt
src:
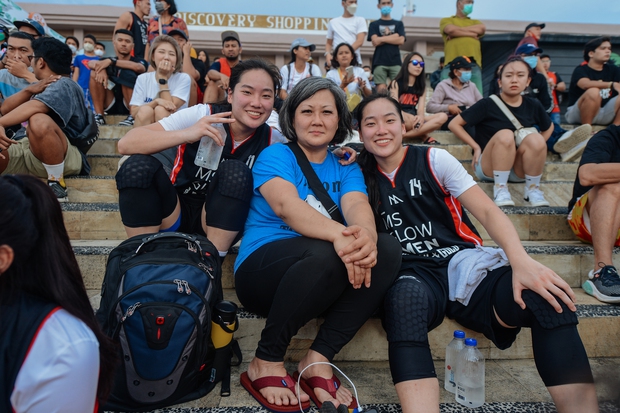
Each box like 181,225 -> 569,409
367,0 -> 405,94
567,124 -> 620,303
566,37 -> 620,126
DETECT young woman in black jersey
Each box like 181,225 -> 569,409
388,52 -> 447,143
356,94 -> 598,413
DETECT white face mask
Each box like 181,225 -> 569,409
346,3 -> 358,14
83,43 -> 94,53
68,44 -> 77,54
94,49 -> 104,57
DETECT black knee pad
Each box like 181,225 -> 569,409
389,341 -> 436,384
212,159 -> 253,202
522,290 -> 578,329
384,276 -> 430,343
116,154 -> 164,190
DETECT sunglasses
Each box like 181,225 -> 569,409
410,60 -> 425,67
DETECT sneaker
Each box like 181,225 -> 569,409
524,185 -> 550,207
560,138 -> 590,162
553,124 -> 592,154
493,185 -> 514,207
583,265 -> 620,304
118,115 -> 134,127
48,180 -> 68,202
94,113 -> 106,126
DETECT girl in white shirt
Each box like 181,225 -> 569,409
326,42 -> 371,100
130,35 -> 191,127
279,37 -> 322,100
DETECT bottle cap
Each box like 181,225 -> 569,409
453,330 -> 465,339
214,300 -> 238,324
465,338 -> 477,347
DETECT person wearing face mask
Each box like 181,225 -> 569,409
72,34 -> 99,111
145,0 -> 188,61
367,0 -> 405,94
439,0 -> 485,94
95,42 -> 106,57
64,36 -> 79,76
516,23 -> 550,82
325,0 -> 367,68
427,56 -> 481,135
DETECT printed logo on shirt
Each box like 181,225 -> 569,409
144,97 -> 153,103
379,25 -> 395,36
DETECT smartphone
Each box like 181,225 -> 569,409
107,80 -> 116,90
345,66 -> 355,77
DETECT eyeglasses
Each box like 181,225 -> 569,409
410,60 -> 425,67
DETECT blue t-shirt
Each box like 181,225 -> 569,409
73,55 -> 99,89
234,144 -> 367,271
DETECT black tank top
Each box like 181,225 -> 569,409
129,12 -> 148,59
170,104 -> 275,198
375,146 -> 482,269
0,291 -> 58,411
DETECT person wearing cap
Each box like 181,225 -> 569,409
145,0 -> 188,60
279,38 -> 322,100
203,30 -> 242,104
325,0 -> 367,68
14,19 -> 45,39
427,55 -> 481,134
439,0 -> 485,94
169,29 -> 206,106
516,22 -> 549,81
367,0 -> 405,94
114,0 -> 150,60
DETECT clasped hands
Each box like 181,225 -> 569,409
334,225 -> 378,290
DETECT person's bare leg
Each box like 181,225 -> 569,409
200,206 -> 238,253
121,86 -> 134,112
513,133 -> 546,178
395,378 -> 440,413
480,129 -> 516,177
586,182 -> 620,270
203,80 -> 222,104
246,357 -> 310,407
27,113 -> 68,166
547,383 -> 599,413
297,350 -> 353,408
134,106 -> 155,128
612,97 -> 620,126
577,88 -> 603,125
89,73 -> 106,115
124,199 -> 181,238
154,105 -> 173,123
413,113 -> 448,140
0,149 -> 11,173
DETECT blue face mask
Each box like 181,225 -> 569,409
462,4 -> 473,15
380,6 -> 392,15
523,55 -> 538,69
459,70 -> 472,83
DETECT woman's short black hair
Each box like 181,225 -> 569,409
279,77 -> 352,145
164,0 -> 178,15
331,42 -> 361,69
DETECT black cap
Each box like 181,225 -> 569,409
524,22 -> 545,34
168,29 -> 188,41
14,18 -> 45,36
449,56 -> 473,71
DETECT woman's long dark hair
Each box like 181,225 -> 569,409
355,94 -> 405,229
0,175 -> 117,404
331,42 -> 361,69
391,52 -> 426,99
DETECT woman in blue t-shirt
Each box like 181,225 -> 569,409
235,77 -> 400,413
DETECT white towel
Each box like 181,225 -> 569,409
448,245 -> 510,305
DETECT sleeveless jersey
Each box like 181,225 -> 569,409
128,12 -> 148,60
0,292 -> 59,412
169,104 -> 275,198
375,146 -> 482,269
218,57 -> 232,77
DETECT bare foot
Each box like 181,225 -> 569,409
297,350 -> 353,408
247,357 -> 310,407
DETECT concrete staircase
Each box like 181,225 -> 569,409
71,119 -> 620,412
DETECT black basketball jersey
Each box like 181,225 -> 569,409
129,12 -> 148,59
170,104 -> 275,198
375,146 -> 482,267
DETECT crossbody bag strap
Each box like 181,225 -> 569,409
286,142 -> 344,224
490,94 -> 523,130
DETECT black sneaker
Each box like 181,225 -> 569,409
583,265 -> 620,304
48,180 -> 68,202
118,115 -> 134,126
94,113 -> 106,126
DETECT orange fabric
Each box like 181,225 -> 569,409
568,192 -> 620,246
548,71 -> 560,114
218,57 -> 232,77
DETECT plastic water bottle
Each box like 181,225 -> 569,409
444,330 -> 466,393
194,123 -> 227,170
455,338 -> 485,409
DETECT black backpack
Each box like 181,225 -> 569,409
96,232 -> 240,411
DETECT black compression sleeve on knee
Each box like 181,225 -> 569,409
389,341 -> 436,384
532,323 -> 594,386
205,159 -> 253,231
117,157 -> 178,227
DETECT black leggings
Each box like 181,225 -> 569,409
235,233 -> 401,362
385,270 -> 593,387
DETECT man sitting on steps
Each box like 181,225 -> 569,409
568,123 -> 620,304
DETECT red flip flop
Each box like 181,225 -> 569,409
240,371 -> 311,413
292,371 -> 358,409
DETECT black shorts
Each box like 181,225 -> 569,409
401,258 -> 519,350
176,193 -> 206,237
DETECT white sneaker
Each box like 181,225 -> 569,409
524,185 -> 550,207
493,185 -> 514,207
560,138 -> 590,162
553,124 -> 592,154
